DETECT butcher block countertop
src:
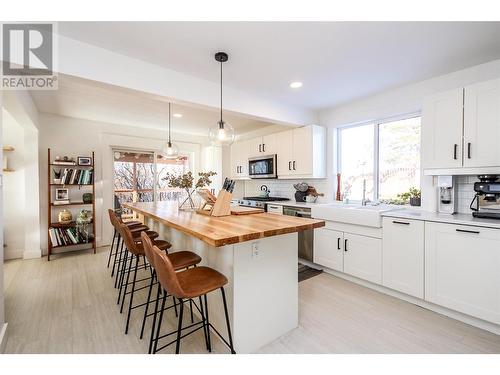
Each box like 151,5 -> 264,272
124,201 -> 325,247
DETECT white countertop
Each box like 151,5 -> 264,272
382,209 -> 500,230
265,200 -> 324,209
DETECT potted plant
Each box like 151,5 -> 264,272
163,171 -> 217,210
398,187 -> 421,207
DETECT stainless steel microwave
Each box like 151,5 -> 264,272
248,154 -> 277,179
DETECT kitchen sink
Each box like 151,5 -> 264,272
311,203 -> 395,227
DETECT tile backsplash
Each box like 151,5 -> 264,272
456,175 -> 479,213
243,179 -> 331,203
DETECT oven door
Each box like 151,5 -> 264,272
248,155 -> 277,179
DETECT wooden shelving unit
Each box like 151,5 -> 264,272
47,148 -> 96,260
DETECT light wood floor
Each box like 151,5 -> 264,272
4,246 -> 500,354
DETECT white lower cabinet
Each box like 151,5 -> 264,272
425,222 -> 500,325
313,228 -> 344,272
343,233 -> 382,285
382,218 -> 424,298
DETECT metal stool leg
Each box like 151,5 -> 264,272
107,229 -> 117,268
125,255 -> 139,334
175,299 -> 184,354
153,291 -> 167,354
120,253 -> 133,312
116,249 -> 128,304
221,287 -> 236,354
149,284 -> 161,354
199,296 -> 209,350
204,294 -> 212,352
140,270 -> 155,340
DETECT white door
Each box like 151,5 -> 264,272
248,137 -> 263,157
421,88 -> 464,169
313,228 -> 344,271
425,222 -> 500,324
276,129 -> 294,177
382,218 -> 424,298
464,79 -> 500,168
262,133 -> 277,155
343,233 -> 382,284
292,126 -> 313,176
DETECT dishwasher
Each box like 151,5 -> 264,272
282,206 -> 313,262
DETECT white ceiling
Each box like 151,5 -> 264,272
57,22 -> 500,109
30,75 -> 287,136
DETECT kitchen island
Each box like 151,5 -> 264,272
124,201 -> 325,353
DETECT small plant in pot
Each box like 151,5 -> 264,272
398,187 -> 421,207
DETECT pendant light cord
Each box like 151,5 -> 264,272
168,102 -> 171,145
220,59 -> 223,128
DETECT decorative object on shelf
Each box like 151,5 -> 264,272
293,182 -> 309,202
55,188 -> 69,201
208,51 -> 235,146
161,102 -> 179,158
82,192 -> 93,204
53,156 -> 76,166
53,168 -> 62,184
336,173 -> 342,201
58,209 -> 73,224
76,209 -> 93,244
163,171 -> 217,211
398,187 -> 421,206
77,156 -> 92,166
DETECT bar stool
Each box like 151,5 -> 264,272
150,242 -> 236,354
117,223 -> 172,334
140,231 -> 202,353
108,210 -> 162,288
107,209 -> 145,267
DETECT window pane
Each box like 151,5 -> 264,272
156,154 -> 191,202
378,117 -> 421,200
340,124 -> 374,201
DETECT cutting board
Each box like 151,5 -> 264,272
230,206 -> 265,215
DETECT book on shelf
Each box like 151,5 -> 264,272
55,168 -> 93,185
53,200 -> 70,205
49,227 -> 92,247
52,161 -> 76,166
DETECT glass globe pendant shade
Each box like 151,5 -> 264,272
209,120 -> 235,146
162,141 -> 179,159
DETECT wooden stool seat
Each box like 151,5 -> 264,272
133,230 -> 159,242
129,224 -> 150,233
175,266 -> 228,299
124,220 -> 143,227
167,251 -> 202,271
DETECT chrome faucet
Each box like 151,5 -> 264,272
361,179 -> 370,206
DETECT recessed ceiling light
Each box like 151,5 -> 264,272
173,113 -> 183,118
289,81 -> 303,89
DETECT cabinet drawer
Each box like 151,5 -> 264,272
382,218 -> 424,298
425,222 -> 500,324
267,205 -> 283,215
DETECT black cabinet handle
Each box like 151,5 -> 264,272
392,221 -> 410,225
344,239 -> 348,252
456,228 -> 480,234
337,237 -> 340,250
467,142 -> 471,159
259,144 -> 262,153
262,143 -> 265,153
288,161 -> 292,170
453,144 -> 458,160
293,161 -> 296,170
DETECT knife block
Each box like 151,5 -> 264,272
210,189 -> 232,217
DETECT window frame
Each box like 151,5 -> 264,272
337,112 -> 421,202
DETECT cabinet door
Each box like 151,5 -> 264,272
262,133 -> 277,155
248,137 -> 263,157
464,79 -> 500,168
230,143 -> 240,178
276,129 -> 294,177
425,222 -> 500,324
313,228 -> 344,271
238,140 -> 250,178
343,233 -> 382,284
421,88 -> 464,169
382,218 -> 424,298
292,126 -> 313,176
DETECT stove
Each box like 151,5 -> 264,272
239,196 -> 290,209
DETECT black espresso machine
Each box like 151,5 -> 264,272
470,175 -> 500,219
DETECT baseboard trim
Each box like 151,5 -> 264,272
23,249 -> 42,259
0,323 -> 8,353
322,268 -> 500,336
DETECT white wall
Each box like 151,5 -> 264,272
2,111 -> 26,260
38,112 -> 220,254
0,90 -> 6,352
318,58 -> 500,209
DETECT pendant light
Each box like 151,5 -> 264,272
208,51 -> 235,146
162,102 -> 179,158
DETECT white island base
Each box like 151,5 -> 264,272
145,217 -> 299,354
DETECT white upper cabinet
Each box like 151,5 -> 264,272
422,78 -> 500,172
421,88 -> 464,169
277,125 -> 326,179
230,140 -> 250,179
247,133 -> 278,157
382,218 -> 424,299
463,79 -> 500,168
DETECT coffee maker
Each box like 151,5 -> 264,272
470,175 -> 500,219
437,175 -> 457,214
